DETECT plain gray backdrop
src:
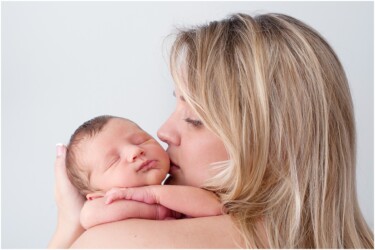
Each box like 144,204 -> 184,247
2,1 -> 374,248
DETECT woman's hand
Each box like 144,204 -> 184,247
48,144 -> 85,248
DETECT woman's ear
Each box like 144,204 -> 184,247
86,191 -> 105,200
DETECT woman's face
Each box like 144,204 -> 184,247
157,89 -> 229,187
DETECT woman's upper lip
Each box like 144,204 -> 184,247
170,159 -> 180,168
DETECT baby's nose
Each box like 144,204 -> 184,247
127,146 -> 145,162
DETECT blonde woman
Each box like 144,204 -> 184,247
49,13 -> 374,248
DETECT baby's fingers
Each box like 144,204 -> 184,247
105,188 -> 128,204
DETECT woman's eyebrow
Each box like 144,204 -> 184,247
172,91 -> 185,101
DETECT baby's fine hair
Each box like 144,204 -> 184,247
66,115 -> 118,196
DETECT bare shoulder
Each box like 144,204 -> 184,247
71,215 -> 244,248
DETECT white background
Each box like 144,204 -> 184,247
2,1 -> 373,248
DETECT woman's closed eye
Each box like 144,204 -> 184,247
184,118 -> 203,127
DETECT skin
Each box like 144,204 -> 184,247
49,89 -> 245,248
160,91 -> 229,187
78,118 -> 223,229
80,118 -> 170,198
72,216 -> 241,248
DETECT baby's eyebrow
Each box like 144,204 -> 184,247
130,131 -> 152,141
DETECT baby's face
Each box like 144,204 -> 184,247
80,118 -> 170,192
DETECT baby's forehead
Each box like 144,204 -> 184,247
111,117 -> 140,127
109,118 -> 146,134
80,117 -> 146,149
81,118 -> 146,156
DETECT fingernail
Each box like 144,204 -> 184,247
56,143 -> 65,157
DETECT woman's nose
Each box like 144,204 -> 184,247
126,146 -> 145,162
157,114 -> 180,146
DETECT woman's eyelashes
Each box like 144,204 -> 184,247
184,118 -> 203,127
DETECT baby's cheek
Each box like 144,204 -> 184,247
113,170 -> 136,188
150,170 -> 168,185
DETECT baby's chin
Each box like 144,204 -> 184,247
145,170 -> 169,186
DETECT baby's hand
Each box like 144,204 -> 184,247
105,186 -> 157,205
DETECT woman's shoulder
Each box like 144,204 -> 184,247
71,215 -> 244,248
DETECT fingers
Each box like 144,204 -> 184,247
55,144 -> 67,177
105,188 -> 128,205
56,143 -> 66,158
53,143 -> 85,228
54,143 -> 83,200
55,144 -> 77,191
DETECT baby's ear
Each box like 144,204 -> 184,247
86,191 -> 105,200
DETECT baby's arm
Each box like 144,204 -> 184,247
80,196 -> 179,229
105,185 -> 223,218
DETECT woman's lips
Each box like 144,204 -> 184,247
169,160 -> 180,174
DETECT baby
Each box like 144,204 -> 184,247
66,115 -> 222,229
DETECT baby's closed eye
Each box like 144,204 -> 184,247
106,156 -> 120,170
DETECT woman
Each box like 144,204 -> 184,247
49,13 -> 374,248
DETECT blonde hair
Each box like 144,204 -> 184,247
170,13 -> 374,248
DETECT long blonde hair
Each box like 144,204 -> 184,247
170,13 -> 373,248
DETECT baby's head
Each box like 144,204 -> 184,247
66,115 -> 170,197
